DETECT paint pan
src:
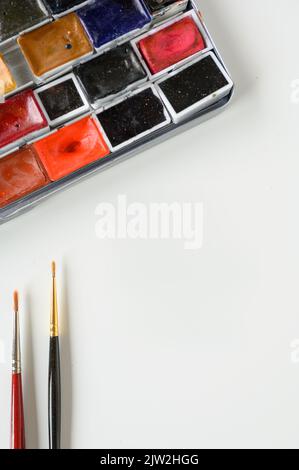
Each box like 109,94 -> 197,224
0,89 -> 48,154
44,0 -> 92,16
77,0 -> 152,53
0,53 -> 17,95
156,51 -> 234,123
34,73 -> 90,126
132,10 -> 212,79
32,115 -> 110,181
143,0 -> 188,23
96,85 -> 171,151
0,41 -> 34,97
0,145 -> 49,208
0,0 -> 49,45
75,43 -> 147,108
18,13 -> 93,81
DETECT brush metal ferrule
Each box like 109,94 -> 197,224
12,310 -> 21,374
50,269 -> 59,338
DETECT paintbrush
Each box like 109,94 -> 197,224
11,291 -> 25,449
48,261 -> 61,449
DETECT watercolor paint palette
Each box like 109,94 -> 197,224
0,0 -> 234,222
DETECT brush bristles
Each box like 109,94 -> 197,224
13,291 -> 19,312
52,261 -> 56,278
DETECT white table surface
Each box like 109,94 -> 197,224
1,0 -> 299,449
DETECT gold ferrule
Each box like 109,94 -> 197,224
50,266 -> 59,337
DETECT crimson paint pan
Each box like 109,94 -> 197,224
132,10 -> 212,79
0,89 -> 49,154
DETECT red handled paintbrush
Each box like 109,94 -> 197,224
10,291 -> 25,449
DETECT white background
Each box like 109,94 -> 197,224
1,0 -> 299,449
